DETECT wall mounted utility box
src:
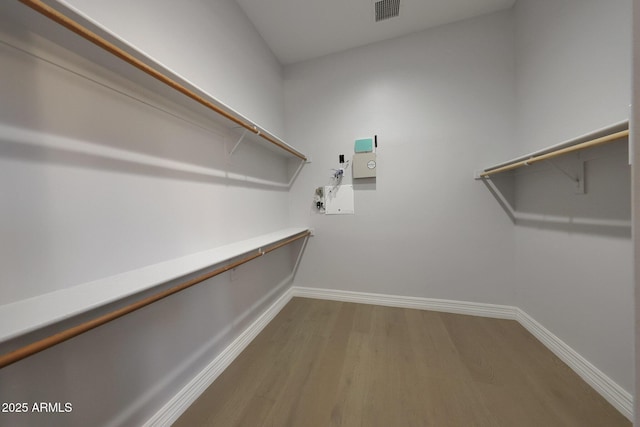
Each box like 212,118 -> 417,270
353,153 -> 377,178
324,185 -> 355,214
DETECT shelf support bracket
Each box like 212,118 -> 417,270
547,157 -> 585,194
576,159 -> 585,194
229,128 -> 249,157
287,158 -> 306,188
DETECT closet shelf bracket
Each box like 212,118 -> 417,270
229,128 -> 249,157
547,157 -> 585,194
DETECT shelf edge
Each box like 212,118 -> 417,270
0,228 -> 310,344
479,120 -> 629,178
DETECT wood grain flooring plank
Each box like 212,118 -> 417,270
270,302 -> 356,427
404,309 -> 465,380
329,331 -> 372,426
402,308 -> 499,426
173,298 -> 631,427
358,305 -> 415,427
173,298 -> 321,427
483,316 -> 629,426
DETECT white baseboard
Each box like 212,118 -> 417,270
514,308 -> 633,420
291,286 -> 516,319
145,285 -> 633,424
143,286 -> 295,426
291,286 -> 633,420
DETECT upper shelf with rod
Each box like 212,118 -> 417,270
475,120 -> 629,180
11,0 -> 307,162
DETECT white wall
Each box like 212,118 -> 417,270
513,0 -> 633,394
285,0 -> 635,404
0,1 -> 294,426
286,11 -> 517,304
514,0 -> 631,154
61,0 -> 285,136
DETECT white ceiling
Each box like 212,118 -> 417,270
235,0 -> 516,64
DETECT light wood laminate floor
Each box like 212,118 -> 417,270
174,297 -> 630,427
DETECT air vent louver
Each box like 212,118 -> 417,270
375,0 -> 400,22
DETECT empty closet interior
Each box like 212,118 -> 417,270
0,0 -> 634,425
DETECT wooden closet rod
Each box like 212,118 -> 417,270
480,129 -> 629,178
0,230 -> 310,369
18,0 -> 307,161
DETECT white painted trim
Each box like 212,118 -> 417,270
514,308 -> 633,420
143,287 -> 295,426
145,286 -> 633,424
291,286 -> 516,319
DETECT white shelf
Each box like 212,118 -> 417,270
477,120 -> 629,178
1,0 -> 306,161
0,228 -> 309,344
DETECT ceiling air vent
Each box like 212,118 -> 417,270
375,0 -> 400,22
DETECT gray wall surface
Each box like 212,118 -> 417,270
0,1 -> 296,426
512,0 -> 633,393
286,10 -> 518,305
